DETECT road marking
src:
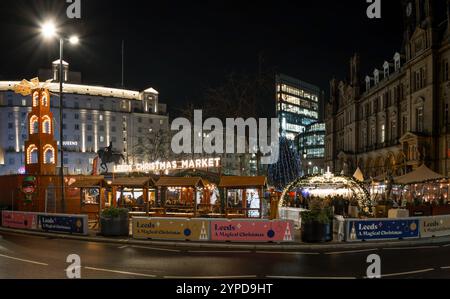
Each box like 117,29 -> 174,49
441,244 -> 450,247
188,250 -> 252,254
117,245 -> 128,249
84,266 -> 157,278
266,275 -> 356,280
382,246 -> 440,251
164,275 -> 258,279
131,245 -> 181,253
364,268 -> 435,278
0,253 -> 48,266
255,251 -> 320,255
325,249 -> 378,255
440,266 -> 450,269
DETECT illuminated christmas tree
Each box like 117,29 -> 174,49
268,137 -> 302,191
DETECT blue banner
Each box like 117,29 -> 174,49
347,219 -> 420,241
38,214 -> 86,235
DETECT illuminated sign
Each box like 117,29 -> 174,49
113,157 -> 221,173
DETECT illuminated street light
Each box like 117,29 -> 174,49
69,35 -> 79,45
41,21 -> 57,39
40,22 -> 80,213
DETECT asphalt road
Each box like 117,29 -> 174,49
1,232 -> 450,279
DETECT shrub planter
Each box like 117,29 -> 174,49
100,208 -> 129,237
301,221 -> 333,243
431,205 -> 450,216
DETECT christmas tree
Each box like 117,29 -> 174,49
268,137 -> 302,191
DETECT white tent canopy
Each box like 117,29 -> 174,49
353,167 -> 364,182
394,164 -> 445,185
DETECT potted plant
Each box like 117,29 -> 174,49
300,198 -> 333,243
100,207 -> 129,237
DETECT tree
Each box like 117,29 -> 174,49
268,137 -> 302,191
131,128 -> 170,163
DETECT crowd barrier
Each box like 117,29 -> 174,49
133,217 -> 295,243
1,210 -> 88,235
278,207 -> 306,228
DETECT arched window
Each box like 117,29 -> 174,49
42,116 -> 51,134
43,145 -> 55,164
27,145 -> 38,164
32,91 -> 39,107
30,115 -> 39,134
41,91 -> 49,107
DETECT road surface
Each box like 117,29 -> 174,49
1,231 -> 450,279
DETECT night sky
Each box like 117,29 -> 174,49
0,0 -> 404,117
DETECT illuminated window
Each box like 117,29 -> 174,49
43,145 -> 55,164
41,91 -> 49,107
42,116 -> 51,134
30,115 -> 39,134
32,91 -> 39,107
27,145 -> 38,164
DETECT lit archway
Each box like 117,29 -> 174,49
32,91 -> 39,107
279,170 -> 374,216
43,145 -> 55,164
42,115 -> 51,134
27,144 -> 38,164
41,91 -> 49,107
30,115 -> 39,134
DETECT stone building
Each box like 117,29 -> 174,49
325,0 -> 450,178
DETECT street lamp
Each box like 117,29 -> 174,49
41,21 -> 79,213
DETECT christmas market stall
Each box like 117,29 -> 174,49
66,176 -> 107,221
156,176 -> 214,217
110,177 -> 157,215
218,176 -> 267,219
393,164 -> 450,216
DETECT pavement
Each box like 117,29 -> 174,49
2,226 -> 450,250
2,229 -> 450,278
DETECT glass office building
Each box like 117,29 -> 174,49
275,74 -> 323,142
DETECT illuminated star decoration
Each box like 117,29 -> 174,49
13,77 -> 53,96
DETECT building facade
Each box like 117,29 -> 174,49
276,74 -> 324,141
325,0 -> 450,178
298,122 -> 326,175
0,60 -> 169,175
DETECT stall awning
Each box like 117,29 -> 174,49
156,177 -> 205,188
218,176 -> 267,189
394,164 -> 445,185
68,176 -> 105,188
353,167 -> 364,182
110,177 -> 156,188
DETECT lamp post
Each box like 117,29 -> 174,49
41,21 -> 79,213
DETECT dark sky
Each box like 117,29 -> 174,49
0,0 -> 404,116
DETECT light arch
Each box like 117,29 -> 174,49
29,115 -> 39,134
27,144 -> 38,164
43,144 -> 55,164
42,115 -> 52,134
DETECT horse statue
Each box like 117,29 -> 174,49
96,142 -> 125,173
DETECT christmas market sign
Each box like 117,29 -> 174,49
346,218 -> 420,242
114,158 -> 221,173
210,220 -> 294,242
38,214 -> 88,235
21,176 -> 37,204
1,211 -> 38,230
133,218 -> 210,241
420,215 -> 450,238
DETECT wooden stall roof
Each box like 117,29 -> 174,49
156,177 -> 205,188
110,177 -> 156,188
218,176 -> 267,189
68,176 -> 105,188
